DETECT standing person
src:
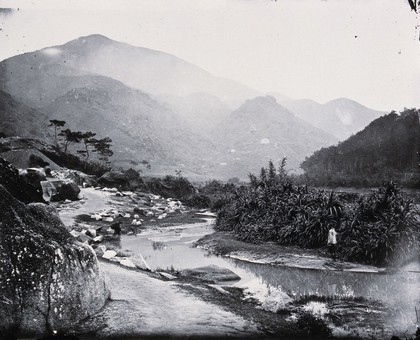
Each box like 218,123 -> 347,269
327,226 -> 337,261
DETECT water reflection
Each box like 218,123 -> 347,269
118,220 -> 420,333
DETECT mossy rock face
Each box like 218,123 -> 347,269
0,185 -> 110,337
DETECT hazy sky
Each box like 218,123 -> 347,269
0,0 -> 419,111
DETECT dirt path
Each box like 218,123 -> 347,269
58,188 -> 113,227
75,261 -> 259,337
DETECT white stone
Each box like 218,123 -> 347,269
119,259 -> 136,268
70,230 -> 79,238
93,235 -> 104,243
102,250 -> 117,259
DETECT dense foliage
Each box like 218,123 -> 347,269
215,161 -> 419,266
301,108 -> 420,188
183,180 -> 238,210
145,175 -> 197,199
42,148 -> 110,177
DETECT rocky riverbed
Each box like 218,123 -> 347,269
53,186 -> 420,339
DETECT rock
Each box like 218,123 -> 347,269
19,168 -> 47,193
93,235 -> 104,243
0,157 -> 45,203
158,272 -> 177,280
42,179 -> 80,202
94,245 -> 107,257
98,171 -> 130,190
76,233 -> 92,244
50,169 -> 97,188
90,214 -> 102,221
179,265 -> 241,284
132,253 -> 151,271
102,250 -> 117,259
70,230 -> 79,238
119,259 -> 136,268
58,181 -> 81,201
0,185 -> 110,337
157,213 -> 167,220
86,229 -> 96,238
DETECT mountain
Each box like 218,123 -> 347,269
279,98 -> 385,141
4,34 -> 384,180
301,108 -> 420,187
40,79 -> 219,176
211,96 -> 338,179
0,34 -> 258,108
158,92 -> 231,136
0,90 -> 49,139
0,61 -> 218,176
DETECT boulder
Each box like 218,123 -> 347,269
42,180 -> 80,202
0,185 -> 110,337
20,168 -> 47,192
97,169 -> 146,191
0,157 -> 45,203
98,171 -> 130,190
179,265 -> 241,284
102,250 -> 117,259
132,253 -> 151,271
94,245 -> 107,257
58,181 -> 80,201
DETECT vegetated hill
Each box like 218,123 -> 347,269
301,108 -> 420,188
0,90 -> 49,138
279,98 -> 385,141
41,82 -> 219,177
158,92 -> 231,136
0,34 -> 258,107
211,96 -> 338,179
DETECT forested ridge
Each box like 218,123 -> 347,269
300,108 -> 420,188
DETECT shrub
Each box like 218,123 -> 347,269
146,175 -> 196,199
296,312 -> 332,338
340,181 -> 420,265
215,161 -> 420,266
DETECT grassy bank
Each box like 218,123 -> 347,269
214,161 -> 420,267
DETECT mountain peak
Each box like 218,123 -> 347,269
232,95 -> 294,121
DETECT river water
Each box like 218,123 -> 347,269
117,218 -> 420,337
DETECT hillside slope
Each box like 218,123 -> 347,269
280,98 -> 385,141
211,96 -> 338,179
301,109 -> 420,187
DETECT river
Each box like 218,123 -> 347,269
118,218 -> 420,338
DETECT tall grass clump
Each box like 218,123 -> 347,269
340,181 -> 419,265
216,159 -> 344,247
215,160 -> 419,266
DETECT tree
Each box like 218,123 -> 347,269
58,129 -> 84,154
48,119 -> 66,146
81,131 -> 96,159
92,137 -> 113,164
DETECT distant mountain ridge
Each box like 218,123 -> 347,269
211,96 -> 338,178
0,34 -> 387,179
0,34 -> 258,108
279,97 -> 385,141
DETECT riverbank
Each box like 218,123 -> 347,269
195,231 -> 387,273
56,188 -> 314,338
55,187 -> 420,339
